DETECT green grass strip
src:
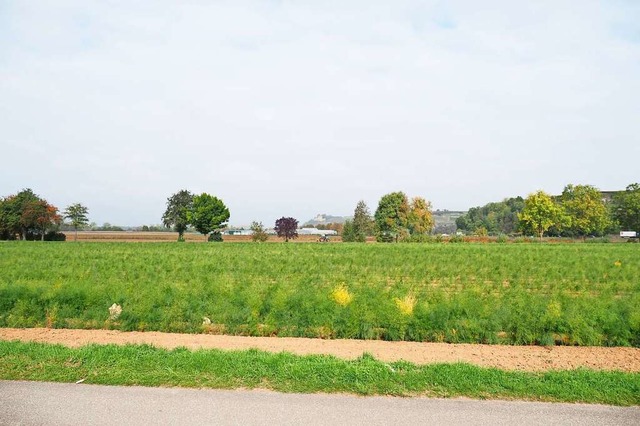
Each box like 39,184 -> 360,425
1,340 -> 638,406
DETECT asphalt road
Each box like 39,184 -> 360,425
1,381 -> 638,426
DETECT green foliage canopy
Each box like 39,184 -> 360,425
341,219 -> 355,242
374,192 -> 409,242
188,193 -> 230,241
560,184 -> 610,238
612,183 -> 640,232
162,190 -> 194,240
456,197 -> 524,235
63,203 -> 89,241
343,200 -> 372,242
518,191 -> 568,240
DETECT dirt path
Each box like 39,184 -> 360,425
2,328 -> 639,372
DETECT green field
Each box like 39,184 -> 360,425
0,242 -> 638,346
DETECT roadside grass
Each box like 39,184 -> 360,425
0,340 -> 638,406
1,242 -> 639,346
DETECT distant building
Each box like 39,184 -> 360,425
304,214 -> 349,226
223,228 -> 253,236
298,227 -> 338,236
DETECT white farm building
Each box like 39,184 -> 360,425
298,227 -> 337,236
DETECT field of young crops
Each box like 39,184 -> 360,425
0,242 -> 638,346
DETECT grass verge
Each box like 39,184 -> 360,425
1,340 -> 638,406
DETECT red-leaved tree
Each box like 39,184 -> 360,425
274,217 -> 298,242
21,200 -> 62,241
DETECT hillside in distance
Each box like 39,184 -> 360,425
303,211 -> 467,234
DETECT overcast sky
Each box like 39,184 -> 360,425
1,1 -> 639,226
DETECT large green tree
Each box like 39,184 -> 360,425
374,192 -> 409,242
518,190 -> 568,240
559,184 -> 610,239
162,190 -> 194,241
0,196 -> 15,239
64,203 -> 89,241
188,193 -> 230,242
612,183 -> 640,233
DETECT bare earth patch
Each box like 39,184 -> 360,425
1,328 -> 639,372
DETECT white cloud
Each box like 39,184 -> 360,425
1,1 -> 638,225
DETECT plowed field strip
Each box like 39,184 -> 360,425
1,328 -> 639,372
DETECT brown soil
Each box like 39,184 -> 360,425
2,328 -> 639,372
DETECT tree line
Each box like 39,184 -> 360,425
3,183 -> 639,242
341,193 -> 436,243
159,189 -> 437,243
162,190 -> 302,243
0,189 -> 88,241
162,190 -> 230,242
456,183 -> 640,240
251,193 -> 436,243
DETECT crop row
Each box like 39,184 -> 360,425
0,243 -> 638,346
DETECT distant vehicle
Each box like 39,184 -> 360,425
318,235 -> 330,242
620,231 -> 637,238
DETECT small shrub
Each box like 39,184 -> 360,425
250,221 -> 269,242
474,226 -> 488,237
208,231 -> 223,242
376,232 -> 394,243
402,234 -> 433,243
24,231 -> 66,241
448,234 -> 465,243
584,237 -> 611,244
394,295 -> 416,316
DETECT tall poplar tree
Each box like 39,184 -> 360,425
348,200 -> 373,242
